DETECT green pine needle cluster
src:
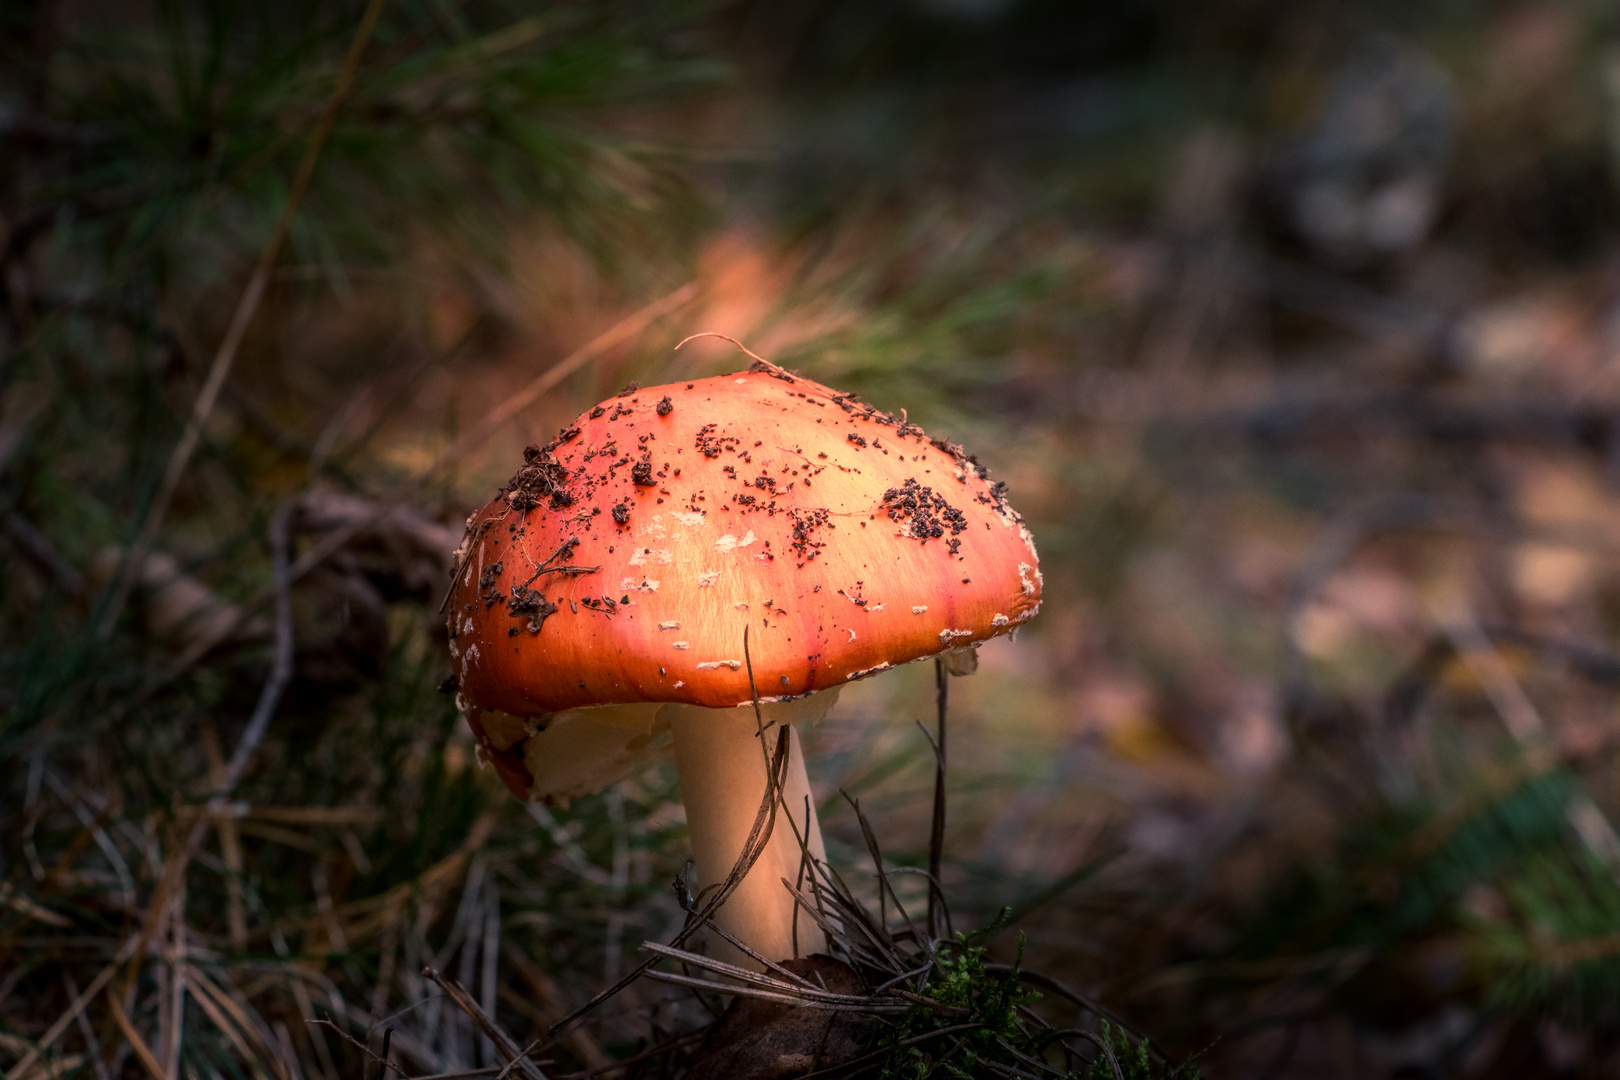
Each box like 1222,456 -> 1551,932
1225,763 -> 1620,1032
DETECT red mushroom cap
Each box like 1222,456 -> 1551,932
446,363 -> 1041,715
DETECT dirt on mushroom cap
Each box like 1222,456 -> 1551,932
446,362 -> 1042,716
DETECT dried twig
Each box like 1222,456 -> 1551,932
1433,601 -> 1620,875
545,628 -> 791,1037
842,792 -> 927,966
187,966 -> 289,1080
99,0 -> 389,637
637,943 -> 883,1008
784,1023 -> 988,1080
927,657 -> 948,940
143,279 -> 698,691
3,510 -> 85,596
672,331 -> 767,365
61,971 -> 111,1080
638,940 -> 971,1019
184,967 -> 270,1080
637,969 -> 908,1013
162,878 -> 187,1080
986,968 -> 1139,1043
550,1029 -> 705,1079
375,1027 -> 395,1080
777,878 -> 881,968
215,497 -> 297,799
107,993 -> 166,1080
5,935 -> 140,1079
109,496 -> 301,1035
306,1019 -> 412,1080
420,968 -> 549,1080
294,281 -> 697,592
1040,1030 -> 1124,1080
814,854 -> 896,961
690,921 -> 820,989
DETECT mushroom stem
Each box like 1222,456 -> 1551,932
667,702 -> 831,967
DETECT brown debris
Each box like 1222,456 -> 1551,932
506,583 -> 558,632
682,956 -> 873,1080
506,445 -> 570,512
882,478 -> 968,544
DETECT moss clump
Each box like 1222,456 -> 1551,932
875,914 -> 1201,1079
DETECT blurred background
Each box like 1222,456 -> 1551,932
6,0 -> 1620,1075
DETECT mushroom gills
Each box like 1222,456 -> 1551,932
940,643 -> 979,676
509,703 -> 671,804
476,692 -> 842,965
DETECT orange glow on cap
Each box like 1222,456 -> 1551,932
446,363 -> 1041,715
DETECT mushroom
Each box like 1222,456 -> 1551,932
445,361 -> 1041,966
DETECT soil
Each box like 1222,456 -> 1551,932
681,956 -> 874,1080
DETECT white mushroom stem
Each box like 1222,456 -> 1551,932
665,694 -> 838,968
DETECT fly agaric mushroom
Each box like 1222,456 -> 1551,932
445,360 -> 1040,965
